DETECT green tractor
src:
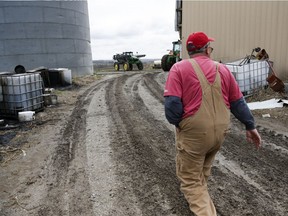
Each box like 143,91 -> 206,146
113,52 -> 146,71
161,40 -> 182,72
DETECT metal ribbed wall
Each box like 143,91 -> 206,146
0,0 -> 92,76
181,1 -> 288,80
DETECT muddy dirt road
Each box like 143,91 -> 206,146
0,71 -> 288,216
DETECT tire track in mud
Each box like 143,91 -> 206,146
210,120 -> 288,216
142,73 -> 165,104
104,72 -> 288,216
105,73 -> 192,215
38,77 -> 118,216
108,71 -> 288,216
37,71 -> 288,216
155,72 -> 288,216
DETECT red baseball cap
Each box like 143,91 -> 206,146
186,32 -> 215,51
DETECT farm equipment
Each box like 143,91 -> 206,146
161,40 -> 182,71
113,52 -> 146,71
250,47 -> 285,94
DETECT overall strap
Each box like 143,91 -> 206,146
188,58 -> 220,87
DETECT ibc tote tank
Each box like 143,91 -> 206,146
0,0 -> 93,77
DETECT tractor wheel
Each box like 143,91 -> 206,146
161,54 -> 174,72
123,62 -> 130,71
114,62 -> 120,71
137,62 -> 143,70
129,64 -> 133,71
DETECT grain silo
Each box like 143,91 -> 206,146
0,0 -> 93,77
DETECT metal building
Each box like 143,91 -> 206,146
0,0 -> 92,77
175,0 -> 288,80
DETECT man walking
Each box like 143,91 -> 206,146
164,32 -> 261,216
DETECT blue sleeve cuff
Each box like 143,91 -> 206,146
164,96 -> 183,127
230,97 -> 255,130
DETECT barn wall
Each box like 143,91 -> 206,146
181,1 -> 288,80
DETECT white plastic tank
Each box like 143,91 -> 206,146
225,59 -> 269,95
0,73 -> 44,116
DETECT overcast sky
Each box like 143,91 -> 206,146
87,0 -> 179,60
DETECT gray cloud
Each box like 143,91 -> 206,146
87,0 -> 179,60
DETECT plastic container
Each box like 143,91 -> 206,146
43,94 -> 58,106
18,111 -> 35,122
225,59 -> 269,95
0,73 -> 44,117
40,68 -> 72,87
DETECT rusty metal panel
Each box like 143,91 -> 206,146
181,1 -> 288,80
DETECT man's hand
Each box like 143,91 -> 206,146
246,129 -> 261,149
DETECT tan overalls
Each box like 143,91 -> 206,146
176,59 -> 230,216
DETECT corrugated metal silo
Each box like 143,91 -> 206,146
0,0 -> 92,76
